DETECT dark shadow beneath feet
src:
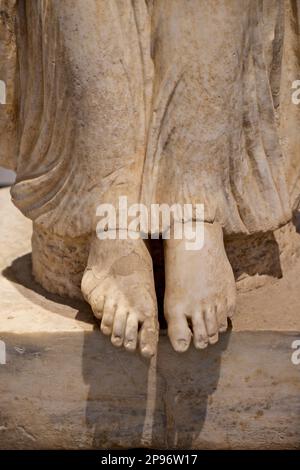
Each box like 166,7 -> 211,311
81,327 -> 231,449
2,252 -> 95,324
293,210 -> 300,234
225,231 -> 283,280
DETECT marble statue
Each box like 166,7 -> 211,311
1,0 -> 300,357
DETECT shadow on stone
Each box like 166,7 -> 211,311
81,333 -> 153,448
80,328 -> 231,449
2,252 -> 95,324
156,330 -> 231,448
2,252 -> 231,448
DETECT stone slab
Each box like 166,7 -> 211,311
1,331 -> 300,450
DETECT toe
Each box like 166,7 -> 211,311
81,269 -> 96,301
167,313 -> 192,353
204,306 -> 219,344
139,316 -> 159,358
227,286 -> 237,319
216,301 -> 228,333
111,308 -> 127,347
89,289 -> 105,319
81,270 -> 105,319
218,317 -> 228,333
124,313 -> 139,352
101,299 -> 117,336
192,310 -> 208,349
227,300 -> 236,320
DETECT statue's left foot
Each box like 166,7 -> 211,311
164,222 -> 236,352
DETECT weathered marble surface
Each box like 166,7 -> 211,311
0,188 -> 300,449
1,0 -> 300,356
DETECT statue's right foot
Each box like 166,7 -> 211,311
164,222 -> 236,352
81,234 -> 159,358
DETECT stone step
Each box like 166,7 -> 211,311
1,330 -> 300,449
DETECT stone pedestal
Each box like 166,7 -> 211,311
0,187 -> 300,449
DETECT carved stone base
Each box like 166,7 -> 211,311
1,331 -> 300,450
32,224 -> 90,300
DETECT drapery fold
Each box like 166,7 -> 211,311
1,0 -> 299,237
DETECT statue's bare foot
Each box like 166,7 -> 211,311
164,222 -> 236,352
81,234 -> 159,357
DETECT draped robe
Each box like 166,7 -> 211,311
1,0 -> 300,237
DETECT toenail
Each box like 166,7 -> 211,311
141,345 -> 155,358
175,339 -> 189,351
112,336 -> 122,346
101,326 -> 111,335
125,341 -> 135,350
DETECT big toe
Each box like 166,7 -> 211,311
167,313 -> 192,352
89,287 -> 105,319
139,316 -> 159,358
